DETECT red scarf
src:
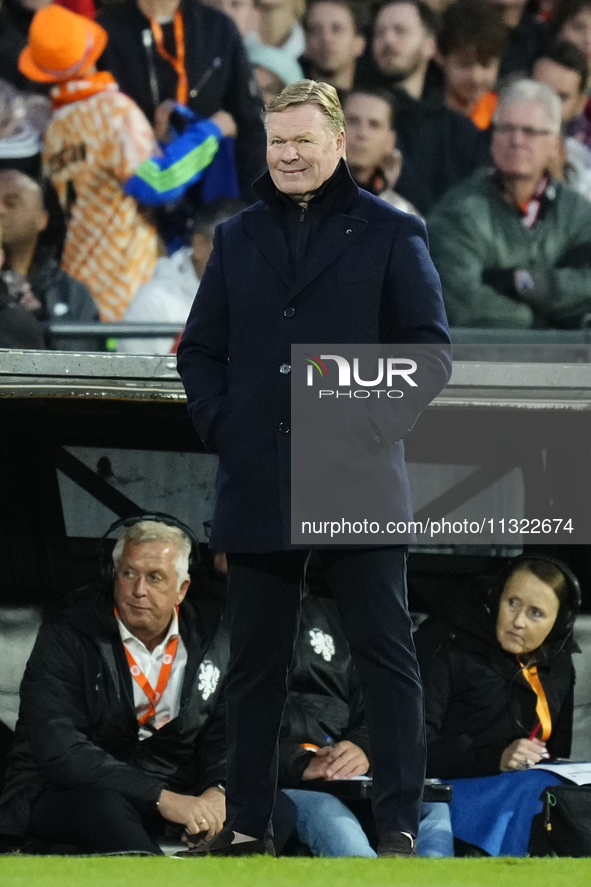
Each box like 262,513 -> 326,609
50,71 -> 118,109
517,175 -> 550,229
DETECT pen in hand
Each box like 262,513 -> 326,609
528,721 -> 541,741
527,722 -> 549,760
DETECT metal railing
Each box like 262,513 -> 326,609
45,322 -> 591,345
48,322 -> 184,339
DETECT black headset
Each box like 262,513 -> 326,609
98,512 -> 200,587
487,553 -> 582,653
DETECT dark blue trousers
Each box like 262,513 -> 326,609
224,546 -> 425,839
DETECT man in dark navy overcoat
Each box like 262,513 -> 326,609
177,79 -> 451,857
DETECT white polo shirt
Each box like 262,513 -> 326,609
117,609 -> 188,741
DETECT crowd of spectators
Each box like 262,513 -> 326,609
1,0 -> 591,347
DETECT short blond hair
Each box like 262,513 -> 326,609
265,79 -> 346,138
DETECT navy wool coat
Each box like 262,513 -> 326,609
177,164 -> 451,552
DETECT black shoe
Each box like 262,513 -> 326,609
177,827 -> 275,857
377,831 -> 417,858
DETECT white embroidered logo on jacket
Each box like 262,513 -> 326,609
198,660 -> 220,700
309,629 -> 335,661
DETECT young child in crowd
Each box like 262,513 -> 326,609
437,0 -> 509,130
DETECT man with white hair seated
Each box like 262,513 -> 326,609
0,517 -> 230,854
428,79 -> 591,329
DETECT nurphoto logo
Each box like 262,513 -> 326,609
303,352 -> 418,398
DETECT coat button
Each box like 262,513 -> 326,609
278,422 -> 290,434
283,307 -> 295,317
279,363 -> 291,374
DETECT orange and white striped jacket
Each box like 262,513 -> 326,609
44,89 -> 159,321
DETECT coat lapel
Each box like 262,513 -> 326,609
242,209 -> 368,300
287,214 -> 367,302
243,161 -> 368,302
242,211 -> 292,289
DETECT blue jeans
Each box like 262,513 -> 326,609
416,802 -> 454,858
283,790 -> 453,858
283,789 -> 376,857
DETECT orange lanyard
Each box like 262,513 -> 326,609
150,10 -> 188,105
520,662 -> 552,742
117,607 -> 180,725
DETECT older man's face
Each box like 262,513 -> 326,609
114,541 -> 190,642
492,100 -> 559,180
267,103 -> 345,200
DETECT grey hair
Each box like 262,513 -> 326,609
494,79 -> 562,135
112,520 -> 191,589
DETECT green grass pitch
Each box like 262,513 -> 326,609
1,856 -> 591,887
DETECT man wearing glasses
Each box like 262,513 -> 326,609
428,78 -> 591,329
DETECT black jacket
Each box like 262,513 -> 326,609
0,277 -> 45,349
278,593 -> 371,787
415,597 -> 577,780
97,0 -> 266,201
177,161 -> 451,551
27,251 -> 100,351
499,12 -> 549,80
0,0 -> 33,91
0,586 -> 229,837
390,87 -> 488,216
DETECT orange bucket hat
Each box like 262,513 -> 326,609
19,5 -> 108,83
